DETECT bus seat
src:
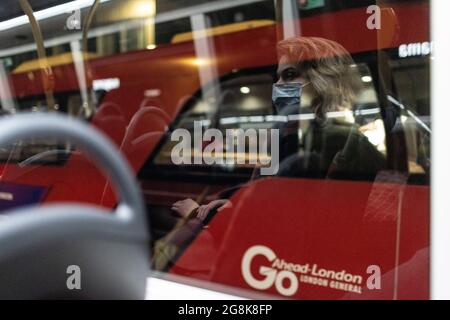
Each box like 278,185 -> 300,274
99,106 -> 171,207
92,102 -> 127,147
121,106 -> 170,164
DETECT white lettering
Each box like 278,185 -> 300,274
170,121 -> 279,175
366,5 -> 381,30
366,265 -> 382,290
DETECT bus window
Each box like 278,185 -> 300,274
0,91 -> 89,164
151,61 -> 386,179
152,67 -> 276,173
391,55 -> 431,176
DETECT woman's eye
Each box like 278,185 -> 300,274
283,69 -> 298,81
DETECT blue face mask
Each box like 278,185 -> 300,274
272,82 -> 307,114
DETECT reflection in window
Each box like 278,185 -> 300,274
153,62 -> 387,179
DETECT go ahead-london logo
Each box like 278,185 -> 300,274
241,245 -> 381,297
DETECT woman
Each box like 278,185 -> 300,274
273,36 -> 385,179
172,36 -> 386,220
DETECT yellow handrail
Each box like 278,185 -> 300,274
171,19 -> 274,44
12,52 -> 99,74
19,0 -> 56,110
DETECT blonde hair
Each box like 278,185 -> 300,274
277,37 -> 361,117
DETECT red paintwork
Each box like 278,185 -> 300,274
171,178 -> 429,299
0,2 -> 430,299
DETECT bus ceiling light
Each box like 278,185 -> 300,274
144,89 -> 161,97
0,0 -> 112,32
361,76 -> 373,83
93,77 -> 120,91
240,86 -> 251,94
135,1 -> 156,17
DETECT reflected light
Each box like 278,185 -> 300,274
146,44 -> 157,50
241,96 -> 264,111
0,192 -> 13,201
146,276 -> 247,300
362,76 -> 373,83
240,86 -> 251,94
0,0 -> 112,31
190,58 -> 210,67
135,1 -> 156,17
361,119 -> 386,152
93,78 -> 120,91
144,89 -> 161,97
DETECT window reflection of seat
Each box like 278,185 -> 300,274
4,101 -> 130,206
121,105 -> 170,169
100,104 -> 171,207
389,114 -> 429,185
2,102 -> 128,205
91,102 -> 127,147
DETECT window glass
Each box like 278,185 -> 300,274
0,0 -> 431,299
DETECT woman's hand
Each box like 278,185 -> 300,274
171,198 -> 199,218
196,199 -> 232,221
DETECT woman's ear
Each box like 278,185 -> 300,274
302,81 -> 318,101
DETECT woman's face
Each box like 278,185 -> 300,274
276,55 -> 305,84
276,55 -> 316,99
